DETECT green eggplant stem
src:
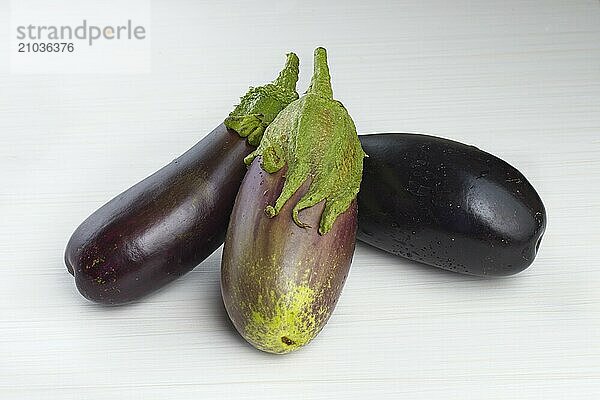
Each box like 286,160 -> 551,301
224,52 -> 300,146
307,47 -> 333,100
244,47 -> 366,235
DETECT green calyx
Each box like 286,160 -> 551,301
224,53 -> 300,146
245,47 -> 366,235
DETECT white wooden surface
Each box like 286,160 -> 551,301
1,1 -> 599,398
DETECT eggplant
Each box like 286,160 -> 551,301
221,162 -> 358,353
357,133 -> 546,276
65,53 -> 300,305
221,48 -> 365,354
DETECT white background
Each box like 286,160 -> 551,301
1,1 -> 599,398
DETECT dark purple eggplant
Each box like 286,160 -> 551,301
221,48 -> 365,354
357,133 -> 546,276
65,54 -> 300,305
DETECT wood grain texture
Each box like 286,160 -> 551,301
1,0 -> 599,398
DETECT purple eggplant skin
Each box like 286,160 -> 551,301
357,133 -> 546,277
221,158 -> 357,354
65,124 -> 252,305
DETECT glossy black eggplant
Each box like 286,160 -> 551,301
357,133 -> 546,276
65,54 -> 300,304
